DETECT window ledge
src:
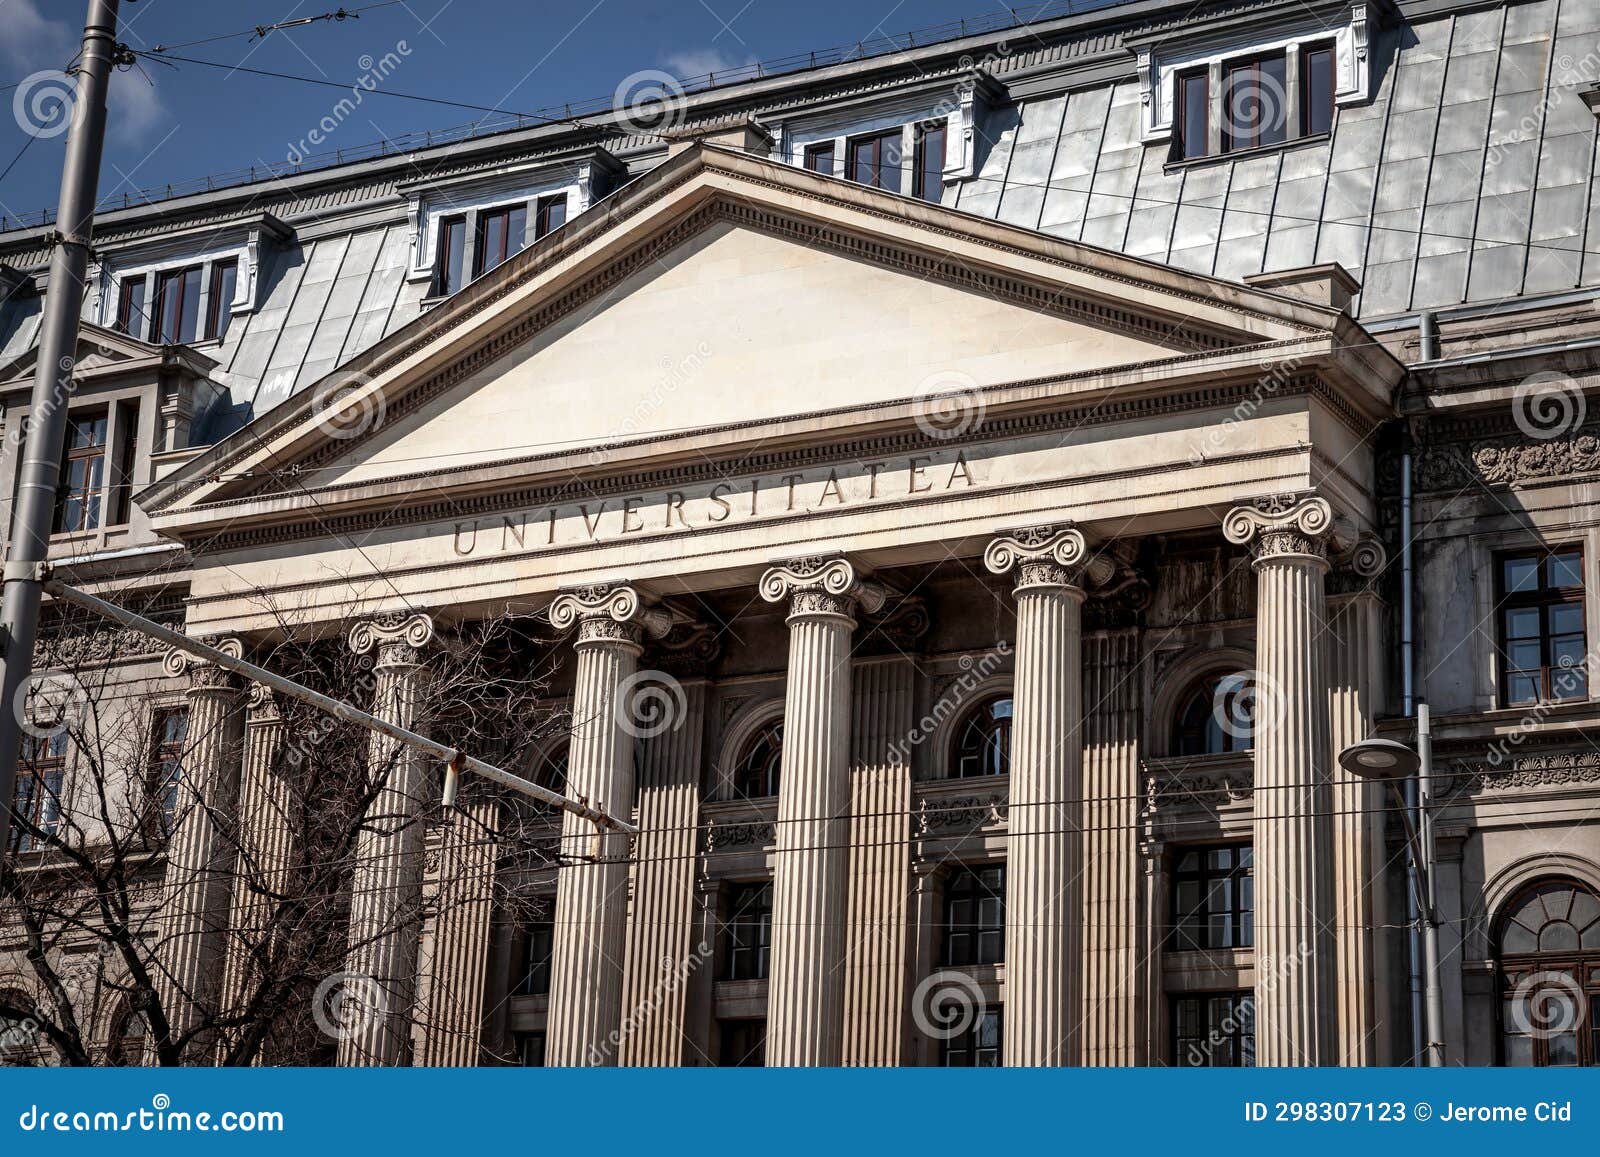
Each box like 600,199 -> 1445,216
1163,132 -> 1330,174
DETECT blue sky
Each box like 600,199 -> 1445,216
0,0 -> 1090,228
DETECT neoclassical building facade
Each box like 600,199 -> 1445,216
3,0 -> 1600,1067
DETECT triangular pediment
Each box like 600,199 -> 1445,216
0,322 -> 180,387
141,143 -> 1372,532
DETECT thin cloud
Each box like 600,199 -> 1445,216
660,46 -> 757,81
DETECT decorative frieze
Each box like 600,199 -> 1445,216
1443,750 -> 1600,797
703,818 -> 776,852
913,792 -> 1008,834
1415,427 -> 1600,491
1144,761 -> 1254,809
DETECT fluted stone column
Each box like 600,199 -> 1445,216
1223,493 -> 1341,1066
545,583 -> 675,1066
1080,628 -> 1145,1065
1325,541 -> 1390,1065
618,644 -> 713,1067
218,684 -> 291,1060
338,612 -> 435,1067
412,799 -> 501,1066
984,525 -> 1108,1067
758,556 -> 885,1067
154,637 -> 246,1059
841,655 -> 915,1067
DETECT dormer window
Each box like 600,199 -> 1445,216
848,129 -> 903,193
912,122 -> 947,202
1299,43 -> 1335,137
205,259 -> 237,341
534,193 -> 567,239
1134,3 -> 1378,161
114,277 -> 148,338
472,204 -> 526,280
434,215 -> 467,296
152,266 -> 202,345
804,142 -> 834,174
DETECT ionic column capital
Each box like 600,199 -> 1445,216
759,556 -> 886,624
984,523 -> 1114,594
347,612 -> 435,670
1222,493 -> 1353,567
162,635 -> 245,692
245,681 -> 283,724
549,582 -> 679,649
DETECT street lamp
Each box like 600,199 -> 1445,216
1337,703 -> 1445,1068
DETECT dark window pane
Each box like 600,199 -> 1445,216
1504,557 -> 1539,592
847,129 -> 903,193
1178,71 -> 1208,159
116,278 -> 147,337
1549,552 -> 1584,589
913,123 -> 946,202
434,217 -> 466,295
535,194 -> 566,239
1169,842 -> 1253,950
154,266 -> 202,344
206,259 -> 237,340
943,865 -> 1006,966
1301,46 -> 1335,136
804,142 -> 834,174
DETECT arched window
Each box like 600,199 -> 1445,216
1497,879 -> 1600,1066
1172,672 -> 1256,756
733,720 -> 783,799
952,696 -> 1012,778
530,743 -> 568,796
106,999 -> 148,1067
0,990 -> 40,1066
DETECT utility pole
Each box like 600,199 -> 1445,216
0,0 -> 122,855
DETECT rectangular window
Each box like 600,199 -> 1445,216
1170,844 -> 1253,951
152,265 -> 202,344
723,881 -> 773,981
941,1006 -> 1002,1066
1300,43 -> 1336,137
717,1018 -> 765,1066
943,864 -> 1005,966
1172,992 -> 1255,1066
146,706 -> 188,837
514,916 -> 555,996
472,204 -> 527,279
52,408 -> 109,534
912,122 -> 946,202
533,194 -> 567,240
1497,548 -> 1588,705
1222,54 -> 1288,152
205,258 -> 238,341
433,215 -> 467,296
109,399 -> 139,527
847,128 -> 903,193
114,277 -> 147,337
1176,69 -> 1210,160
13,732 -> 67,853
804,141 -> 835,175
